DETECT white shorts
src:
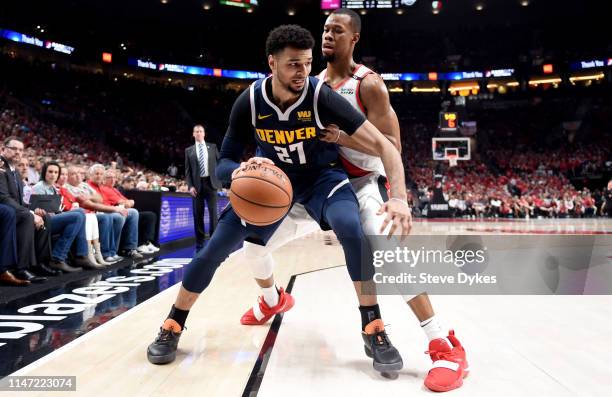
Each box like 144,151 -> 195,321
243,173 -> 388,256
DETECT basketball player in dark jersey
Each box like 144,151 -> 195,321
241,10 -> 469,392
147,25 -> 411,371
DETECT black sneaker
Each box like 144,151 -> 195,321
147,321 -> 183,365
362,319 -> 403,372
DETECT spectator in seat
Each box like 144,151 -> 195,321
87,164 -> 142,259
56,166 -> 111,266
602,180 -> 612,217
120,176 -> 135,192
103,169 -> 159,254
0,203 -> 29,286
582,193 -> 596,218
32,161 -> 103,271
16,157 -> 32,205
64,166 -> 126,263
26,156 -> 41,186
490,196 -> 502,217
0,136 -> 52,282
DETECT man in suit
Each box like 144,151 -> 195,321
0,204 -> 30,286
185,124 -> 220,249
0,136 -> 53,282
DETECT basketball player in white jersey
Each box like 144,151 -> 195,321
240,9 -> 469,392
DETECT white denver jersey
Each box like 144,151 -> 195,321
318,64 -> 386,177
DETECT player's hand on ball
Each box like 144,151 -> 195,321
377,199 -> 412,239
320,124 -> 342,143
231,157 -> 275,179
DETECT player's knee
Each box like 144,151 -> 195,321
250,254 -> 274,280
243,242 -> 275,279
182,256 -> 219,293
244,241 -> 270,259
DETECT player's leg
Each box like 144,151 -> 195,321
355,174 -> 469,391
241,204 -> 318,325
147,209 -> 272,364
321,187 -> 403,373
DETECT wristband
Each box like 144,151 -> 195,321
332,131 -> 340,143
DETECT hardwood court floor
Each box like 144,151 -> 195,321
5,218 -> 612,397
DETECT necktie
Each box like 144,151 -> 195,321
198,144 -> 208,177
12,170 -> 20,192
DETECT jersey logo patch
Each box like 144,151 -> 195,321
258,113 -> 273,120
297,110 -> 312,122
338,87 -> 355,95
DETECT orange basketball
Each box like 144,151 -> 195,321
229,162 -> 293,226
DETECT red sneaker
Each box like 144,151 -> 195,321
240,287 -> 295,325
424,330 -> 469,392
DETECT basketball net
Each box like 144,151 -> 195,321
448,154 -> 458,168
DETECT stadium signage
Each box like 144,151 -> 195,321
137,59 -> 158,69
45,42 -> 74,55
0,29 -> 75,55
581,60 -> 604,69
160,63 -> 187,73
0,259 -> 190,350
460,71 -> 484,79
379,73 -> 426,81
129,57 -> 265,80
485,68 -> 515,77
20,34 -> 43,47
570,59 -> 609,71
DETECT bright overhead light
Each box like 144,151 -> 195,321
203,3 -> 211,10
396,9 -> 404,15
475,3 -> 484,11
569,73 -> 605,83
528,78 -> 562,85
246,7 -> 253,13
160,0 -> 169,4
288,9 -> 295,16
520,0 -> 530,6
411,87 -> 441,93
359,9 -> 367,15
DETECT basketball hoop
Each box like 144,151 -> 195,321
447,154 -> 458,168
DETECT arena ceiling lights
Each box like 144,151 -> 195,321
528,76 -> 562,87
0,28 -> 74,55
569,72 -> 605,84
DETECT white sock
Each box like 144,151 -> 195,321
261,285 -> 279,308
420,315 -> 447,342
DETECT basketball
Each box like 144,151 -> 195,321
229,162 -> 293,225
